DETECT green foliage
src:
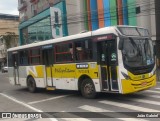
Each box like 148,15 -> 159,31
2,32 -> 17,49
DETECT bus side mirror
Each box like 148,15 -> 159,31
118,38 -> 124,50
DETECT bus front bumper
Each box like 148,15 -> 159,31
121,75 -> 156,94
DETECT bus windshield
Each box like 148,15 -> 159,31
117,27 -> 149,37
120,37 -> 154,69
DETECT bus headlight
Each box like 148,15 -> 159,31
121,72 -> 131,80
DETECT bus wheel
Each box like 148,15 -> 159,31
27,77 -> 37,93
81,78 -> 97,99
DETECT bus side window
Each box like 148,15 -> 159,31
55,43 -> 73,63
76,47 -> 84,60
12,53 -> 19,67
29,48 -> 41,65
19,50 -> 29,66
75,40 -> 92,61
8,52 -> 13,67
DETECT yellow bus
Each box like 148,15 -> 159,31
7,26 -> 156,98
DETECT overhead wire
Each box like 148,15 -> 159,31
0,0 -> 158,31
14,0 -> 155,23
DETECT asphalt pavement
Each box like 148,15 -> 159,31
0,72 -> 160,121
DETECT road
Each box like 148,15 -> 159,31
0,72 -> 160,121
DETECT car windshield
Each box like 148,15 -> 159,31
120,37 -> 154,68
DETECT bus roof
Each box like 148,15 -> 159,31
7,25 -> 145,52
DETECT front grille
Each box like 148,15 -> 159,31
131,79 -> 154,89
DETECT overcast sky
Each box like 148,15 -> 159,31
0,0 -> 19,15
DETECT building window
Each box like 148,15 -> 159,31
31,4 -> 35,15
55,43 -> 73,63
136,6 -> 141,14
25,17 -> 52,44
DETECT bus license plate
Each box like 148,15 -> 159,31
141,82 -> 147,86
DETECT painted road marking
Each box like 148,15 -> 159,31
99,100 -> 160,112
155,88 -> 160,90
61,118 -> 91,121
60,111 -> 91,121
79,105 -> 147,121
0,93 -> 57,121
28,95 -> 72,105
79,105 -> 113,112
128,98 -> 160,106
145,90 -> 160,94
147,95 -> 160,99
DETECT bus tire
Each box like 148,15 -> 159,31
81,78 -> 97,99
27,77 -> 37,93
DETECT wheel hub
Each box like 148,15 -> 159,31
84,84 -> 94,94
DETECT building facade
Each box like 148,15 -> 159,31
0,14 -> 19,67
0,14 -> 19,35
18,0 -> 68,45
18,0 -> 156,45
83,0 -> 156,40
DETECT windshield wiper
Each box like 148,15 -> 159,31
129,37 -> 141,56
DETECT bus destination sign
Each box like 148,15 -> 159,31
42,45 -> 53,49
93,35 -> 113,42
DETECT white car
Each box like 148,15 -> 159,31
2,66 -> 8,73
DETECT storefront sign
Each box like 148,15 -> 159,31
50,7 -> 63,38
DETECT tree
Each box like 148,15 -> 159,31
0,32 -> 18,65
2,32 -> 18,49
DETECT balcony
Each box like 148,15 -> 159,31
18,1 -> 27,11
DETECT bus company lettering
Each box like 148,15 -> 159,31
55,68 -> 75,73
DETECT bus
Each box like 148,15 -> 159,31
7,26 -> 156,98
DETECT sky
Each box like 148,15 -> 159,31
0,0 -> 19,15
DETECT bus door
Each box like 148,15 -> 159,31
12,53 -> 19,85
97,40 -> 119,91
42,48 -> 54,87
